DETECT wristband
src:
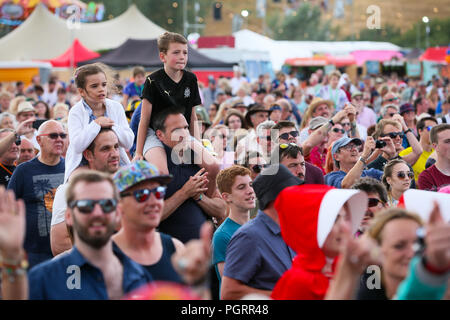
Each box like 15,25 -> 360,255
422,256 -> 450,275
358,156 -> 367,165
404,128 -> 413,134
195,194 -> 203,202
328,119 -> 335,126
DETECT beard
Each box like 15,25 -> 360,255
72,214 -> 117,249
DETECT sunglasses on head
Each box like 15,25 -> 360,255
396,171 -> 414,180
280,142 -> 298,150
69,198 -> 117,214
279,131 -> 299,140
380,131 -> 404,139
332,128 -> 346,134
120,186 -> 167,203
368,198 -> 384,208
39,132 -> 67,139
250,164 -> 268,174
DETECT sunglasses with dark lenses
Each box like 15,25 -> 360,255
426,126 -> 433,132
368,198 -> 384,208
385,97 -> 399,102
332,128 -> 346,134
279,131 -> 299,140
250,164 -> 268,174
121,186 -> 167,203
69,198 -> 117,214
396,171 -> 414,180
380,131 -> 404,139
39,132 -> 67,139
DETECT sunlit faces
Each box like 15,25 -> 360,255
0,115 -> 14,129
0,131 -> 18,163
67,180 -> 120,249
312,103 -> 331,119
223,175 -> 256,211
322,203 -> 351,258
434,128 -> 450,160
16,111 -> 35,124
37,121 -> 66,157
386,162 -> 413,193
329,75 -> 340,89
277,126 -> 299,144
250,111 -> 269,128
120,180 -> 164,230
84,130 -> 120,174
227,114 -> 242,130
156,113 -> 190,149
248,156 -> 267,181
280,152 -> 306,180
360,192 -> 385,232
418,120 -> 437,144
160,42 -> 188,72
380,218 -> 419,281
381,124 -> 403,152
78,72 -> 107,106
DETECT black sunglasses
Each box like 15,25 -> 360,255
39,132 -> 67,139
396,171 -> 414,180
279,130 -> 299,140
368,198 -> 384,208
69,198 -> 117,214
380,131 -> 404,139
120,186 -> 167,203
332,128 -> 346,134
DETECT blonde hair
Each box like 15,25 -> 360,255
368,208 -> 423,245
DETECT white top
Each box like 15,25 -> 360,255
64,98 -> 134,182
51,183 -> 67,226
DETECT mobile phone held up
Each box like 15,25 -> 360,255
32,119 -> 47,130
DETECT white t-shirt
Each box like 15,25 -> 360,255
51,183 -> 67,226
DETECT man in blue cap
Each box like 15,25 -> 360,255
325,136 -> 383,189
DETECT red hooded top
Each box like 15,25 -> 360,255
271,184 -> 367,300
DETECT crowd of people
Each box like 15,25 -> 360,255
0,31 -> 449,301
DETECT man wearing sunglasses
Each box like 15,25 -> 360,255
326,136 -> 383,189
368,118 -> 422,175
27,170 -> 153,299
8,120 -> 66,269
0,129 -> 20,188
351,177 -> 388,236
50,128 -> 122,257
271,120 -> 324,184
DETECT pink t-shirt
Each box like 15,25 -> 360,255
418,164 -> 450,191
357,106 -> 377,129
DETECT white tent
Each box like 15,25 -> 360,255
0,4 -> 166,61
233,29 -> 402,70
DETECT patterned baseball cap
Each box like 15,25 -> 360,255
113,160 -> 173,193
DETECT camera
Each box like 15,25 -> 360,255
375,140 -> 386,149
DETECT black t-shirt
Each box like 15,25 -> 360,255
0,163 -> 15,188
368,155 -> 416,188
141,68 -> 202,130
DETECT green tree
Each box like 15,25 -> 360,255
267,3 -> 339,41
92,0 -> 211,35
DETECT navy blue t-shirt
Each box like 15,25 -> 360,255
8,157 -> 65,267
157,144 -> 208,243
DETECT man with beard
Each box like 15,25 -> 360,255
27,170 -> 152,299
50,128 -> 120,256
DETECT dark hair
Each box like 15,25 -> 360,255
416,116 -> 437,133
224,110 -> 247,129
86,128 -> 115,153
34,100 -> 51,119
157,32 -> 187,54
66,170 -> 119,205
414,97 -> 423,109
74,63 -> 106,89
352,177 -> 388,204
271,143 -> 303,164
57,87 -> 66,95
382,158 -> 409,191
152,108 -> 185,133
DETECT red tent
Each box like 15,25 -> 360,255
49,38 -> 100,67
420,47 -> 448,63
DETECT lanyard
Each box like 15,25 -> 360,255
0,162 -> 13,175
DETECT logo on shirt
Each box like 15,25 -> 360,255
184,87 -> 190,98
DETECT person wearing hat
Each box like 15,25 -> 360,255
112,160 -> 212,288
269,103 -> 282,123
221,164 -> 302,300
15,101 -> 40,150
271,184 -> 374,299
399,103 -> 418,149
325,135 -> 383,189
298,97 -> 334,143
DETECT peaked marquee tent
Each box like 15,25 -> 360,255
80,38 -> 235,70
0,4 -> 166,61
47,38 -> 100,67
